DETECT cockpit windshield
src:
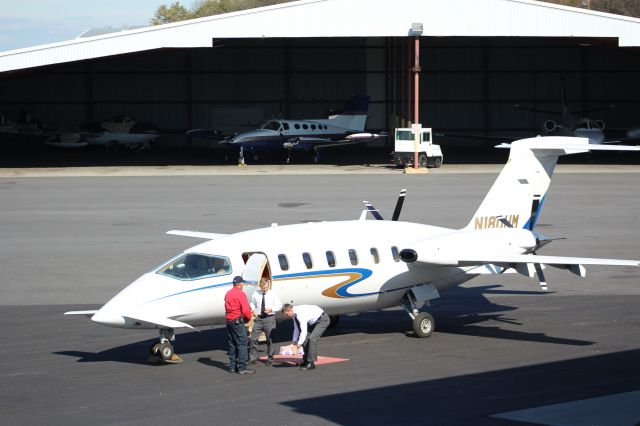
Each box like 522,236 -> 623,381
260,121 -> 282,131
157,253 -> 232,281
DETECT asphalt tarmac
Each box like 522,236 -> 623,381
1,167 -> 640,425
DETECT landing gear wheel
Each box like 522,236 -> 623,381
328,315 -> 341,329
412,312 -> 434,338
159,342 -> 174,361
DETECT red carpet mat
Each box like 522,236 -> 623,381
260,355 -> 349,365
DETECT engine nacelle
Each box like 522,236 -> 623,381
543,120 -> 557,133
400,228 -> 537,266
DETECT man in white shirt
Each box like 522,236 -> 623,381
249,278 -> 282,365
282,303 -> 330,370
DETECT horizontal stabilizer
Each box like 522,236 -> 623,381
166,230 -> 227,239
124,313 -> 197,331
496,140 -> 640,153
64,310 -> 98,317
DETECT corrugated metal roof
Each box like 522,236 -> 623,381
1,0 -> 639,73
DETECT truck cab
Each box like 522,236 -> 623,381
392,127 -> 443,168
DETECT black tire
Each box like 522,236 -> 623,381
159,342 -> 174,361
328,315 -> 341,329
149,342 -> 160,356
434,157 -> 442,168
412,312 -> 435,338
418,153 -> 427,168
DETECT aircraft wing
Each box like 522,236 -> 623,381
185,128 -> 225,140
283,133 -> 386,151
123,313 -> 197,331
455,254 -> 640,268
166,230 -> 228,239
314,133 -> 387,150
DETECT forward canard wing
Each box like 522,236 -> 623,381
64,310 -> 99,317
166,230 -> 228,239
123,312 -> 198,331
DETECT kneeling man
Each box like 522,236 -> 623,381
282,303 -> 330,370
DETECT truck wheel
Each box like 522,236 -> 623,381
418,153 -> 427,168
434,157 -> 442,168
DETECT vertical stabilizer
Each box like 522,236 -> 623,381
322,95 -> 370,131
465,136 -> 587,231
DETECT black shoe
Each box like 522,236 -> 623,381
265,358 -> 274,366
237,368 -> 255,375
299,362 -> 316,371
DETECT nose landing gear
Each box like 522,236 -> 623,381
148,328 -> 183,364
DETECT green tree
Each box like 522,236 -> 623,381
192,0 -> 230,18
150,1 -> 192,25
151,0 -> 295,25
540,0 -> 640,17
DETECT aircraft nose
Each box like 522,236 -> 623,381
91,309 -> 125,327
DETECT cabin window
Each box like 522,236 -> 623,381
283,122 -> 290,130
302,252 -> 313,269
311,124 -> 316,130
326,251 -> 336,267
294,124 -> 300,129
302,124 -> 309,130
348,249 -> 358,266
278,254 -> 289,271
370,248 -> 380,264
391,246 -> 400,262
156,253 -> 231,281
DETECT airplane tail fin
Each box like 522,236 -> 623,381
465,136 -> 640,231
327,95 -> 370,131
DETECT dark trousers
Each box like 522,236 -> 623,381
250,315 -> 276,362
302,313 -> 330,363
227,319 -> 248,371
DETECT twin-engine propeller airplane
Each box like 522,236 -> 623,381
188,95 -> 383,163
66,136 -> 640,362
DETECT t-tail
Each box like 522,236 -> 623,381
465,136 -> 640,231
319,95 -> 370,132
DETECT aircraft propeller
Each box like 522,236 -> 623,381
497,199 -> 557,292
363,189 -> 407,221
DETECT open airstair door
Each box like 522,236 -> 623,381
242,252 -> 272,301
242,252 -> 272,284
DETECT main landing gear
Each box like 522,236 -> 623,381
401,291 -> 435,338
148,328 -> 183,364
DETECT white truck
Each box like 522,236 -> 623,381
392,127 -> 443,168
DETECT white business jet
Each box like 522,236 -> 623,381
66,136 -> 640,362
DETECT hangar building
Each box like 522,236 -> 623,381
1,0 -> 639,154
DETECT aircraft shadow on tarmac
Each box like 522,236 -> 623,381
54,285 -> 592,365
280,348 -> 640,425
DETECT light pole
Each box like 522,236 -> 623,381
410,23 -> 423,169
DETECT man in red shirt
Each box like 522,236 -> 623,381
225,276 -> 254,374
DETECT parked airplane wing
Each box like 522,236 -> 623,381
123,313 -> 197,331
456,254 -> 640,268
166,230 -> 228,239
